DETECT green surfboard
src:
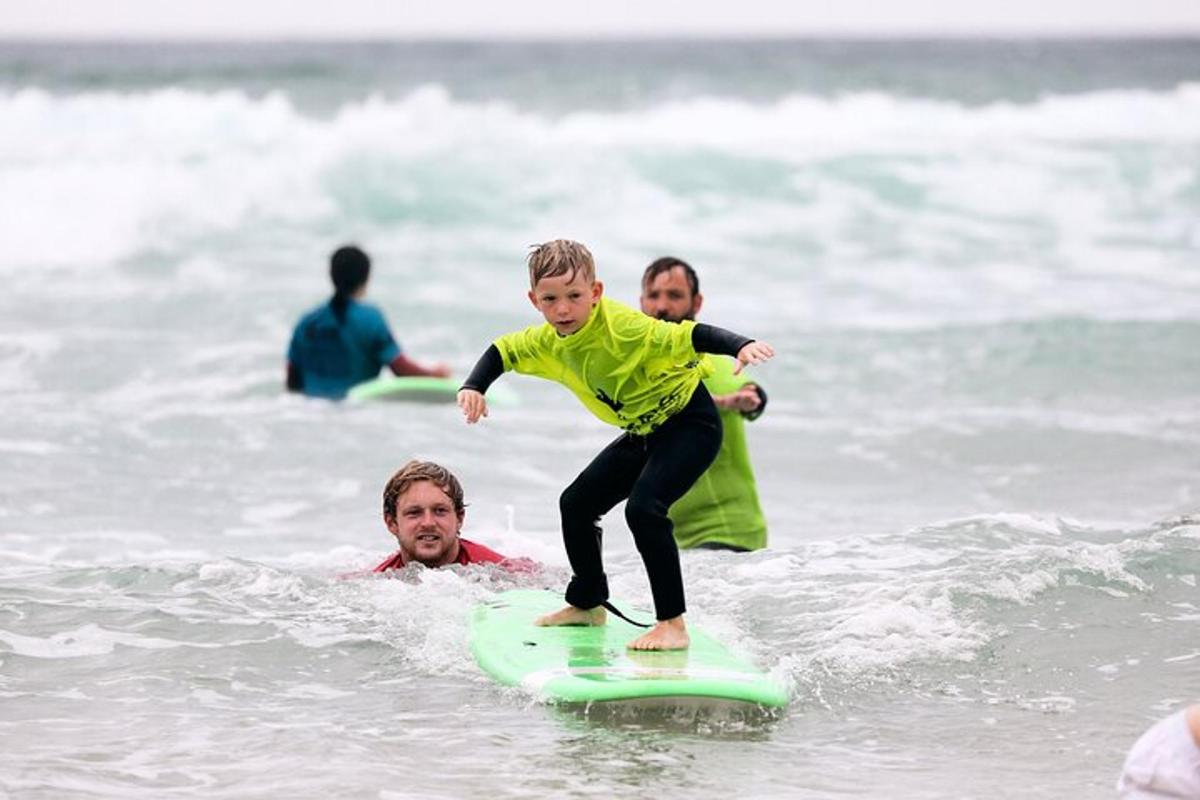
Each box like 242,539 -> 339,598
470,589 -> 787,707
347,375 -> 519,406
346,375 -> 460,403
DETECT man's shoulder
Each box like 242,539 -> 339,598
371,550 -> 406,572
460,539 -> 541,573
459,538 -> 508,564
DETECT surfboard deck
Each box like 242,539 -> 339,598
346,375 -> 460,403
470,589 -> 787,707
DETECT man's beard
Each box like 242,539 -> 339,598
654,310 -> 696,323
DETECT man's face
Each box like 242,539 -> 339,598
640,266 -> 701,322
384,480 -> 464,567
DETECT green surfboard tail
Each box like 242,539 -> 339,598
471,590 -> 788,708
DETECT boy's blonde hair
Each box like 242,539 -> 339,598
527,240 -> 595,288
382,460 -> 465,521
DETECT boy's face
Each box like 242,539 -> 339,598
528,270 -> 604,336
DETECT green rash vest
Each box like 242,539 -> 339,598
669,355 -> 768,551
493,297 -> 713,435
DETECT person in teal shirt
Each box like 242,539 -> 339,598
457,240 -> 775,651
286,245 -> 449,399
640,256 -> 768,552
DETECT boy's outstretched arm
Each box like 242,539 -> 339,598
732,340 -> 775,374
457,344 -> 504,424
691,323 -> 775,375
457,389 -> 488,423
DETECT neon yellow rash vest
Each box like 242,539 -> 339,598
669,356 -> 768,551
493,297 -> 713,435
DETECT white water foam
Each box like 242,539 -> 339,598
709,513 -> 1187,702
2,84 -> 1197,327
0,623 -> 250,659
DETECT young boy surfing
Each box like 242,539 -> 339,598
457,240 -> 773,650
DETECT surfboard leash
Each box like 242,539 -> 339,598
601,601 -> 652,628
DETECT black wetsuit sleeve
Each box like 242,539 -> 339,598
460,344 -> 504,394
692,323 -> 753,358
745,384 -> 768,421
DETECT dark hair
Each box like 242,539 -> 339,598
642,256 -> 699,297
329,245 -> 371,323
383,460 -> 466,520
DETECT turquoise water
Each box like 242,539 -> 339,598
1,39 -> 1198,799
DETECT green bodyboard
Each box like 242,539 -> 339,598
470,589 -> 787,707
346,376 -> 460,403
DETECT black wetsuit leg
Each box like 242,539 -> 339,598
625,383 -> 722,619
560,384 -> 722,620
559,433 -> 644,611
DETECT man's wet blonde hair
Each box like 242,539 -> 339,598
382,460 -> 465,520
527,239 -> 595,288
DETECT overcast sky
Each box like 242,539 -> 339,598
3,0 -> 1200,39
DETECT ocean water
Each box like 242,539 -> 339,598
1,39 -> 1198,799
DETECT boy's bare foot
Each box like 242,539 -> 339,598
628,616 -> 689,651
535,605 -> 606,627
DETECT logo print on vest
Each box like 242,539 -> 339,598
594,388 -> 624,413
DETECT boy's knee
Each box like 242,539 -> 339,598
624,494 -> 665,534
560,482 -> 588,517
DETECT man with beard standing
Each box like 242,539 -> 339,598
640,256 -> 769,552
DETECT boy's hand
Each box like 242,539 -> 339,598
457,389 -> 489,424
733,341 -> 774,375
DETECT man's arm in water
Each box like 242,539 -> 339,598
389,353 -> 452,378
286,362 -> 303,392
